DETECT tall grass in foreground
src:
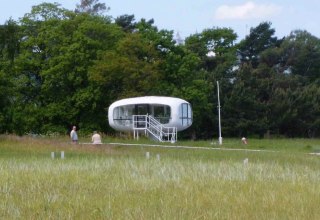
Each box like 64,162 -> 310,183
0,135 -> 320,219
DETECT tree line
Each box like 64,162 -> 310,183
0,1 -> 319,138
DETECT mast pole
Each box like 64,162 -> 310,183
217,81 -> 222,145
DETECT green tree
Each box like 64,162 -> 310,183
256,30 -> 320,137
223,63 -> 269,137
185,27 -> 237,66
184,28 -> 238,138
0,19 -> 21,63
12,3 -> 123,134
115,14 -> 136,33
278,30 -> 320,82
0,19 -> 21,132
7,3 -> 72,134
89,32 -> 162,100
238,22 -> 280,68
75,0 -> 109,15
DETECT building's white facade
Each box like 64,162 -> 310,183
108,96 -> 192,132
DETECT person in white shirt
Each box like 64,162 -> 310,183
70,126 -> 78,143
92,131 -> 102,144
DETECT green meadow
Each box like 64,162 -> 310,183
0,135 -> 320,219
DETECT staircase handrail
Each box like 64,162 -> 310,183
132,115 -> 177,142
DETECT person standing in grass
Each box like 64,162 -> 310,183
70,126 -> 78,144
91,131 -> 102,144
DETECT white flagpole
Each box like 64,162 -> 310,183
217,81 -> 222,145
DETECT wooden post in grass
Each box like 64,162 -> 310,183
51,152 -> 55,159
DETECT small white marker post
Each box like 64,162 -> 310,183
61,151 -> 65,159
156,154 -> 160,160
146,152 -> 150,159
51,152 -> 55,159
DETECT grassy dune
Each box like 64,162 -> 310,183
0,135 -> 320,219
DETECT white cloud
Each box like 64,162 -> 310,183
215,1 -> 282,20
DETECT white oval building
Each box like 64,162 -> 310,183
108,96 -> 192,136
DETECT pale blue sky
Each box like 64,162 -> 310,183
1,0 -> 319,41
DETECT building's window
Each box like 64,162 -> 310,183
113,105 -> 134,126
180,103 -> 192,126
113,104 -> 172,125
153,105 -> 171,124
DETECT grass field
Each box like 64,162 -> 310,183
0,135 -> 320,219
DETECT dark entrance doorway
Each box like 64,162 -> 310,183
135,104 -> 149,115
135,104 -> 149,128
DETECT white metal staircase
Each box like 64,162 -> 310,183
132,115 -> 177,143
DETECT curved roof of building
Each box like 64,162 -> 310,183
109,96 -> 189,108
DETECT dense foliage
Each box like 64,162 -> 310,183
0,2 -> 319,138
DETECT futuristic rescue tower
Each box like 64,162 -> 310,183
108,96 -> 192,142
